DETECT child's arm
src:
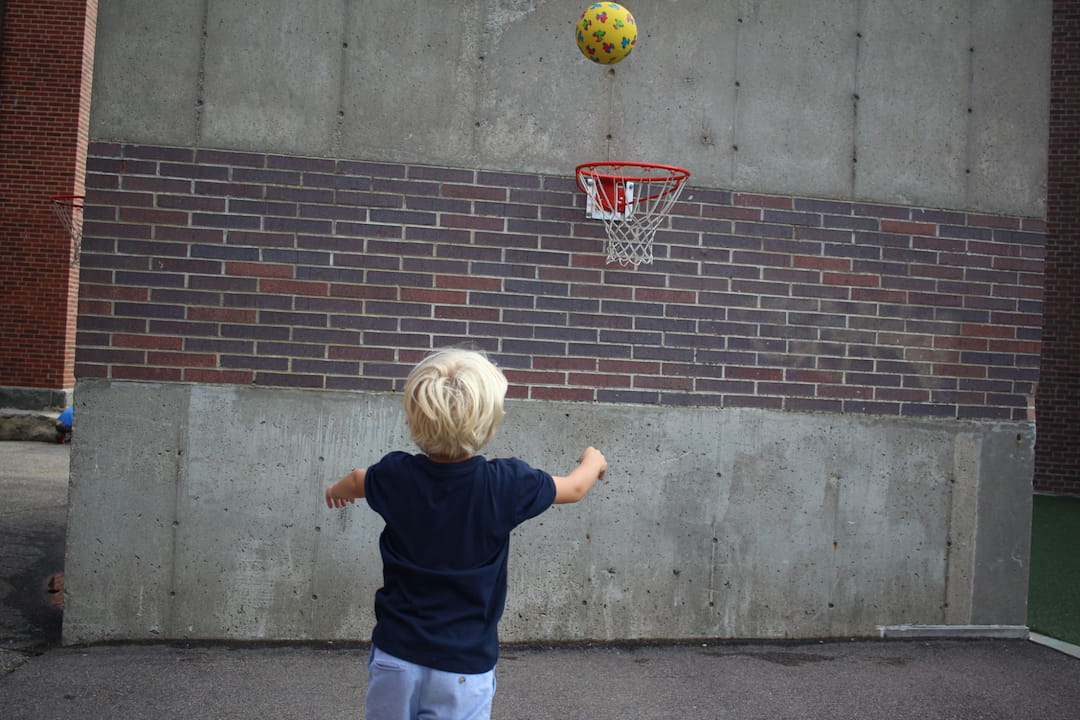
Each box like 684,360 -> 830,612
552,446 -> 607,504
325,468 -> 366,509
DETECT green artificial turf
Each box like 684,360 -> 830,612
1027,494 -> 1080,647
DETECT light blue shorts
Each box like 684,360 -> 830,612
365,645 -> 496,720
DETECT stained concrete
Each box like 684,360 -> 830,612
3,439 -> 1075,720
63,379 -> 1032,645
89,0 -> 1051,216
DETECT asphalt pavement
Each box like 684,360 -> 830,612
0,440 -> 67,662
2,439 -> 1079,720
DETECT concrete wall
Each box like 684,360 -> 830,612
89,0 -> 1050,218
63,379 -> 1032,643
65,0 -> 1047,644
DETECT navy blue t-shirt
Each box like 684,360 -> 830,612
364,451 -> 556,674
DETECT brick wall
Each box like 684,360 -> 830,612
0,0 -> 96,400
1038,0 -> 1080,494
78,142 -> 1044,421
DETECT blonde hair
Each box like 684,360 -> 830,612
404,348 -> 508,459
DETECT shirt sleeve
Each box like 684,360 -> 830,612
502,458 -> 557,526
363,451 -> 407,518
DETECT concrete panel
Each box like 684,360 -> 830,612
968,0 -> 1052,217
89,0 -> 203,145
494,403 -> 729,640
63,381 -> 188,644
606,0 -> 739,178
854,1 -> 970,209
166,384 -> 410,640
306,391 -> 412,640
944,432 -> 980,624
64,379 -> 1035,644
475,1 -> 611,173
944,426 -> 1035,627
200,0 -> 346,155
730,0 -> 858,199
970,426 -> 1034,625
171,386 -> 318,639
711,411 -> 954,638
337,1 -> 481,167
88,0 -> 1051,216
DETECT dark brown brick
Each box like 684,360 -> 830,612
72,146 -> 1045,441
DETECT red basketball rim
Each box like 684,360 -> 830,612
575,161 -> 690,196
50,194 -> 85,208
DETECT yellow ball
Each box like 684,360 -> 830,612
576,3 -> 637,65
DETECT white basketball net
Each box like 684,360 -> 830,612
577,163 -> 689,268
51,196 -> 85,266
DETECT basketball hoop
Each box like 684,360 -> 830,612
576,161 -> 690,267
51,195 -> 84,266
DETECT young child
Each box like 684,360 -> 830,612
55,406 -> 73,443
325,348 -> 606,720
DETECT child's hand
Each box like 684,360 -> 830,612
325,468 -> 366,509
325,486 -> 355,509
579,446 -> 608,480
553,448 -> 606,504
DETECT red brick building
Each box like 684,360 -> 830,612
0,0 -> 96,409
1037,1 -> 1080,495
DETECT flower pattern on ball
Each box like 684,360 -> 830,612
575,3 -> 637,65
